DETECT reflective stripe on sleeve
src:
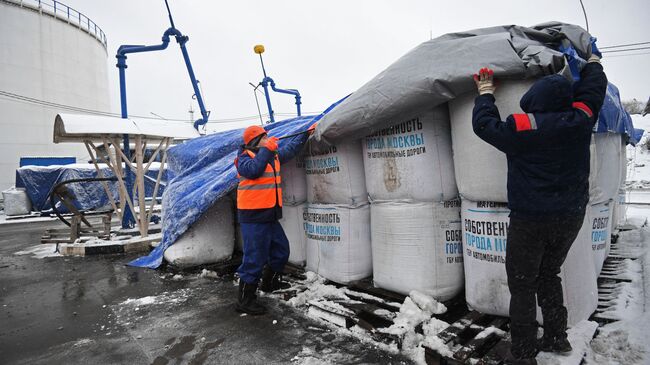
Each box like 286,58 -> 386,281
513,114 -> 533,131
572,102 -> 593,118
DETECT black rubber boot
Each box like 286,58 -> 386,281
260,267 -> 291,293
539,335 -> 572,354
235,281 -> 267,315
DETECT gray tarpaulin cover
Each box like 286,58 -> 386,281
313,22 -> 594,146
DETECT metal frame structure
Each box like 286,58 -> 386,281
53,113 -> 199,237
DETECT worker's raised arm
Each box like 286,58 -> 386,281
278,132 -> 309,164
572,45 -> 608,128
471,68 -> 519,154
278,122 -> 317,164
236,147 -> 274,179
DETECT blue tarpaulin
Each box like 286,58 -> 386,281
596,82 -> 644,144
16,164 -> 169,212
128,99 -> 345,269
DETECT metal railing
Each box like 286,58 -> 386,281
3,0 -> 107,49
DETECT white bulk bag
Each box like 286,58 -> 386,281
305,141 -> 368,205
449,80 -> 534,202
281,154 -> 308,205
305,203 -> 372,284
462,200 -> 597,325
2,187 -> 32,216
589,202 -> 612,275
279,203 -> 308,266
371,200 -> 463,300
363,107 -> 458,202
164,197 -> 235,267
589,133 -> 623,204
612,190 -> 626,229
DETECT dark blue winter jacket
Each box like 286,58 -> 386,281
472,63 -> 608,219
236,132 -> 309,223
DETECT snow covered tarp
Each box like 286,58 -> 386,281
129,101 -> 344,269
312,22 -> 640,146
16,163 -> 169,212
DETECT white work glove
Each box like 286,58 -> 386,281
473,67 -> 496,95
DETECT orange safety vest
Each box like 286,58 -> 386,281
236,150 -> 283,210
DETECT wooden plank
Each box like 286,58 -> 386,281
476,339 -> 511,365
434,311 -> 484,344
347,279 -> 407,303
452,317 -> 509,362
143,138 -> 165,173
59,233 -> 161,256
134,135 -> 147,237
148,138 -> 169,223
103,137 -> 139,228
110,137 -> 135,171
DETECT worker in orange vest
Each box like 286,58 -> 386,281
234,123 -> 315,315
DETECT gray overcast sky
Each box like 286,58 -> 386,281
63,0 -> 649,130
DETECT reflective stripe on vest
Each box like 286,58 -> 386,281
572,101 -> 593,118
236,150 -> 282,210
513,113 -> 537,132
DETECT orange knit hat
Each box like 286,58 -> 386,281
243,125 -> 267,145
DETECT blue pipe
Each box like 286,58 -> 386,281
260,76 -> 302,123
115,27 -> 210,228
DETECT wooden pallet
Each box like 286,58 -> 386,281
423,311 -> 510,365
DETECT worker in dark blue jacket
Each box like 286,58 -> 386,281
234,123 -> 315,315
472,43 -> 607,364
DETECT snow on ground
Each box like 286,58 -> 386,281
286,272 -> 449,364
14,243 -> 61,258
118,289 -> 191,308
583,207 -> 650,365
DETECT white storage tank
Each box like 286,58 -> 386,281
363,107 -> 457,202
305,203 -> 372,284
164,197 -> 235,267
449,81 -> 534,202
304,140 -> 367,205
279,203 -> 308,266
370,200 -> 463,300
461,199 -> 598,325
0,1 -> 110,191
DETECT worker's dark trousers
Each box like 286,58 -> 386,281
237,221 -> 290,285
506,214 -> 585,359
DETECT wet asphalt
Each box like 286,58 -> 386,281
0,221 -> 411,365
